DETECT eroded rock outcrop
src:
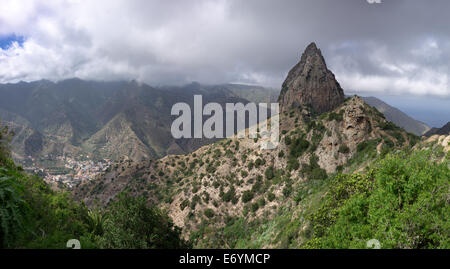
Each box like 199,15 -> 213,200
279,42 -> 345,114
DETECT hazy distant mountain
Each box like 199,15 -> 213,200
424,122 -> 450,136
0,79 -> 276,164
74,43 -> 420,248
217,83 -> 279,103
359,96 -> 430,136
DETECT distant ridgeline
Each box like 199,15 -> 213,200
0,43 -> 448,249
71,43 -> 449,249
0,120 -> 190,248
0,79 -> 278,164
424,122 -> 450,137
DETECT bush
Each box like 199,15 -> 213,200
378,121 -> 397,131
265,166 -> 274,180
247,161 -> 254,170
338,145 -> 350,154
180,199 -> 189,210
301,155 -> 327,180
327,111 -> 343,121
283,184 -> 293,197
287,157 -> 300,171
241,190 -> 254,203
99,192 -> 189,249
204,208 -> 215,219
305,150 -> 450,249
289,137 -> 310,158
222,186 -> 236,203
254,158 -> 265,168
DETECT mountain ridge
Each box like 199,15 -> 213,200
73,43 -> 419,247
359,96 -> 430,136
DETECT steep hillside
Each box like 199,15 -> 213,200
0,80 -> 274,166
73,94 -> 415,225
73,43 -> 423,248
362,96 -> 430,136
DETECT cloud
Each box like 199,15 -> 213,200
0,0 -> 449,97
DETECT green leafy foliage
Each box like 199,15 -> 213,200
301,155 -> 327,181
241,190 -> 254,203
0,122 -> 187,249
305,151 -> 449,249
98,192 -> 189,248
0,168 -> 28,247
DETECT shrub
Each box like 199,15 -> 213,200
222,186 -> 236,203
338,145 -> 350,154
287,157 -> 300,171
99,192 -> 189,249
180,200 -> 189,210
254,158 -> 265,168
283,184 -> 293,197
378,121 -> 397,131
289,137 -> 310,158
301,155 -> 327,180
265,166 -> 274,180
241,190 -> 254,203
204,209 -> 215,219
327,111 -> 343,121
305,150 -> 449,249
247,161 -> 254,170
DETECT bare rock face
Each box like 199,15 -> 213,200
342,96 -> 371,143
279,42 -> 345,114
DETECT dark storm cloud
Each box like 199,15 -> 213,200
0,0 -> 449,96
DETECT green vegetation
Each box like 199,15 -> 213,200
265,166 -> 275,180
193,148 -> 449,249
0,123 -> 187,249
242,190 -> 254,203
378,121 -> 397,131
346,139 -> 379,168
301,155 -> 328,181
204,208 -> 215,219
98,192 -> 188,248
338,145 -> 350,154
327,110 -> 344,122
304,150 -> 449,249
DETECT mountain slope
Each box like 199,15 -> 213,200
73,43 -> 420,247
424,122 -> 450,136
0,80 -> 275,166
361,96 -> 430,136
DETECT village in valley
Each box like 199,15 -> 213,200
20,155 -> 111,189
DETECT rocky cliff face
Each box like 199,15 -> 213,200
279,42 -> 345,114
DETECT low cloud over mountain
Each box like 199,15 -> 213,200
0,0 -> 450,98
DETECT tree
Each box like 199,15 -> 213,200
0,121 -> 14,166
98,192 -> 189,249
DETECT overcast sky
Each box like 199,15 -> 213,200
0,0 -> 449,98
